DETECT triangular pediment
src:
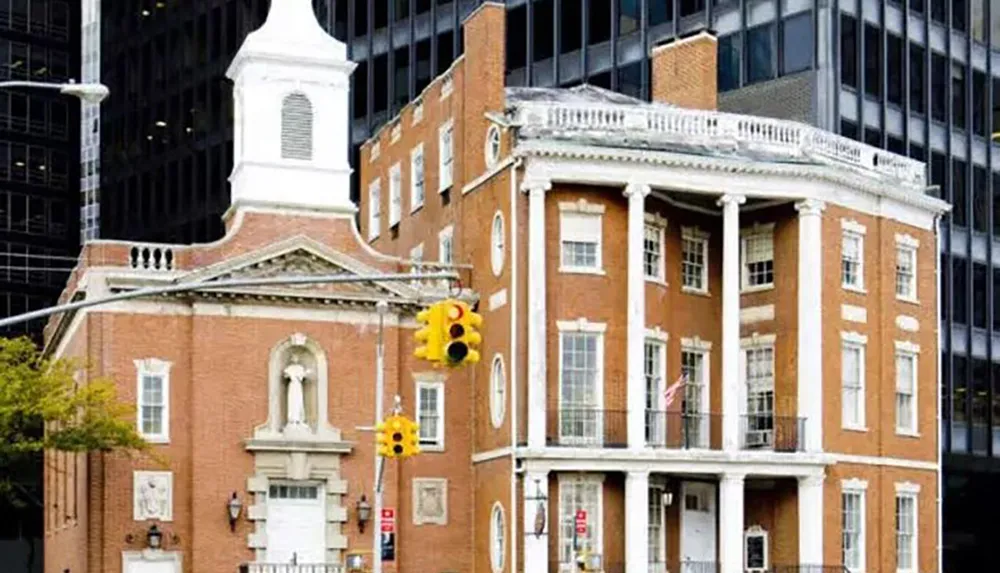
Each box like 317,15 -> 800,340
177,236 -> 418,302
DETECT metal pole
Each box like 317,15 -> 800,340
373,300 -> 388,573
0,271 -> 457,329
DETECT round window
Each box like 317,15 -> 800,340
491,211 -> 505,277
485,124 -> 501,168
490,354 -> 506,428
490,502 -> 506,573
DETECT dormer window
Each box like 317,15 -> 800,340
281,92 -> 313,160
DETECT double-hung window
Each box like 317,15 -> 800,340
409,243 -> 424,287
643,220 -> 665,281
558,321 -> 604,446
743,337 -> 775,448
841,481 -> 866,573
681,227 -> 709,293
841,333 -> 867,430
367,178 -> 381,240
895,486 -> 918,573
648,485 -> 666,570
741,225 -> 775,290
416,379 -> 444,450
644,339 -> 665,445
438,121 -> 454,192
895,234 -> 919,302
559,204 -> 604,273
680,339 -> 711,448
558,477 -> 602,566
410,144 -> 425,211
841,222 -> 865,290
438,225 -> 454,265
135,358 -> 171,443
895,343 -> 919,435
389,163 -> 402,227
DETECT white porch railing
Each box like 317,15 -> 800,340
511,101 -> 927,188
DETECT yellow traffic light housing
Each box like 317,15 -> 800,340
441,300 -> 483,367
376,414 -> 421,459
404,416 -> 421,457
375,420 -> 394,458
414,304 -> 444,363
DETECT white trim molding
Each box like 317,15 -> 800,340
895,340 -> 922,354
841,477 -> 869,491
841,304 -> 868,323
895,481 -> 922,495
841,331 -> 869,345
895,315 -> 920,332
557,318 -> 608,333
840,218 -> 867,235
644,211 -> 669,228
680,336 -> 713,351
558,198 -> 606,214
645,326 -> 669,343
895,233 -> 920,249
740,332 -> 777,347
740,305 -> 775,324
134,358 -> 172,444
415,379 -> 446,452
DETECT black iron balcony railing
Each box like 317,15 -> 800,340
549,560 -> 626,573
645,411 -> 722,449
740,414 -> 806,452
652,561 -> 720,573
547,408 -> 628,448
238,564 -> 343,573
769,566 -> 851,573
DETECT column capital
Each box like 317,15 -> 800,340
798,474 -> 825,488
521,178 -> 552,195
626,469 -> 651,480
794,198 -> 826,216
720,472 -> 746,485
717,193 -> 747,207
623,182 -> 652,199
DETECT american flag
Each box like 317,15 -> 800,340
663,372 -> 689,408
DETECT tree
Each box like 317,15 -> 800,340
0,336 -> 149,504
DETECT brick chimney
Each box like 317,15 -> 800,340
650,31 -> 718,111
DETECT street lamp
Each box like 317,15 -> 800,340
0,80 -> 109,104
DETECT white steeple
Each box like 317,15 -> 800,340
226,0 -> 357,215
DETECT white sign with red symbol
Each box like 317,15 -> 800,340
574,509 -> 587,535
380,508 -> 395,533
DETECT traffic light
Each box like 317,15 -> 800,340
376,415 -> 421,459
402,416 -> 421,457
441,300 -> 483,367
414,303 -> 445,363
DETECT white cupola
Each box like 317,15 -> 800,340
226,0 -> 357,214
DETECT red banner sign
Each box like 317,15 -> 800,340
574,509 -> 587,534
381,508 -> 396,533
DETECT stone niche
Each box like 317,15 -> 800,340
244,332 -> 353,564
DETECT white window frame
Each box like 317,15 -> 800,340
389,162 -> 402,227
557,475 -> 604,569
134,358 -> 171,443
490,354 -> 506,429
644,332 -> 667,446
409,243 -> 424,287
485,124 -> 501,168
648,483 -> 667,567
841,219 -> 866,292
744,525 -> 769,573
894,341 -> 920,436
491,211 -> 505,277
416,378 -> 445,451
894,482 -> 920,573
643,213 -> 667,283
556,319 -> 607,446
740,224 -> 775,292
559,201 -> 605,275
438,120 -> 454,192
681,226 -> 710,294
490,501 -> 505,573
895,234 -> 919,303
741,334 -> 776,447
439,225 -> 454,265
841,479 -> 868,573
410,144 -> 425,213
680,337 -> 712,448
841,332 -> 868,431
367,178 -> 381,241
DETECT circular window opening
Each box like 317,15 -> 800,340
485,124 -> 501,168
490,354 -> 506,428
491,211 -> 505,277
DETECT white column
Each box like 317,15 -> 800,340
798,474 -> 825,568
525,179 -> 552,450
625,182 -> 651,449
625,471 -> 650,572
795,199 -> 825,453
523,470 -> 551,573
718,194 -> 746,451
719,472 -> 745,573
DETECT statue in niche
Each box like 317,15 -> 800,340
283,353 -> 311,431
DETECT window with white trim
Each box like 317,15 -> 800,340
644,340 -> 665,444
438,121 -> 454,192
389,163 -> 402,226
643,223 -> 665,281
842,339 -> 866,429
491,211 -> 505,277
558,478 -> 601,565
681,227 -> 709,293
842,488 -> 865,573
416,380 -> 444,450
681,349 -> 708,447
744,340 -> 775,445
842,232 -> 864,290
560,212 -> 602,271
410,144 -> 425,211
135,359 -> 171,442
439,226 -> 454,265
409,243 -> 424,286
485,124 -> 501,168
559,330 -> 602,444
490,502 -> 505,573
895,493 -> 917,573
741,227 -> 774,289
367,178 -> 381,240
895,245 -> 917,301
744,526 -> 769,572
490,355 -> 506,429
648,485 -> 666,566
895,349 -> 918,434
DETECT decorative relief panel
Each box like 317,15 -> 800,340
412,478 -> 448,525
134,471 -> 173,522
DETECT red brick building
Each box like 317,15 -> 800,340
43,2 -> 949,573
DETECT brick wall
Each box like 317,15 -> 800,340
651,31 -> 719,110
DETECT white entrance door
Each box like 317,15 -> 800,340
679,481 -> 716,568
266,483 -> 326,564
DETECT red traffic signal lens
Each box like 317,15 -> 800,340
449,323 -> 465,338
447,342 -> 469,362
393,444 -> 404,455
392,432 -> 403,441
447,304 -> 464,321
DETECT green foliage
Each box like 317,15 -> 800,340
0,335 -> 149,467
